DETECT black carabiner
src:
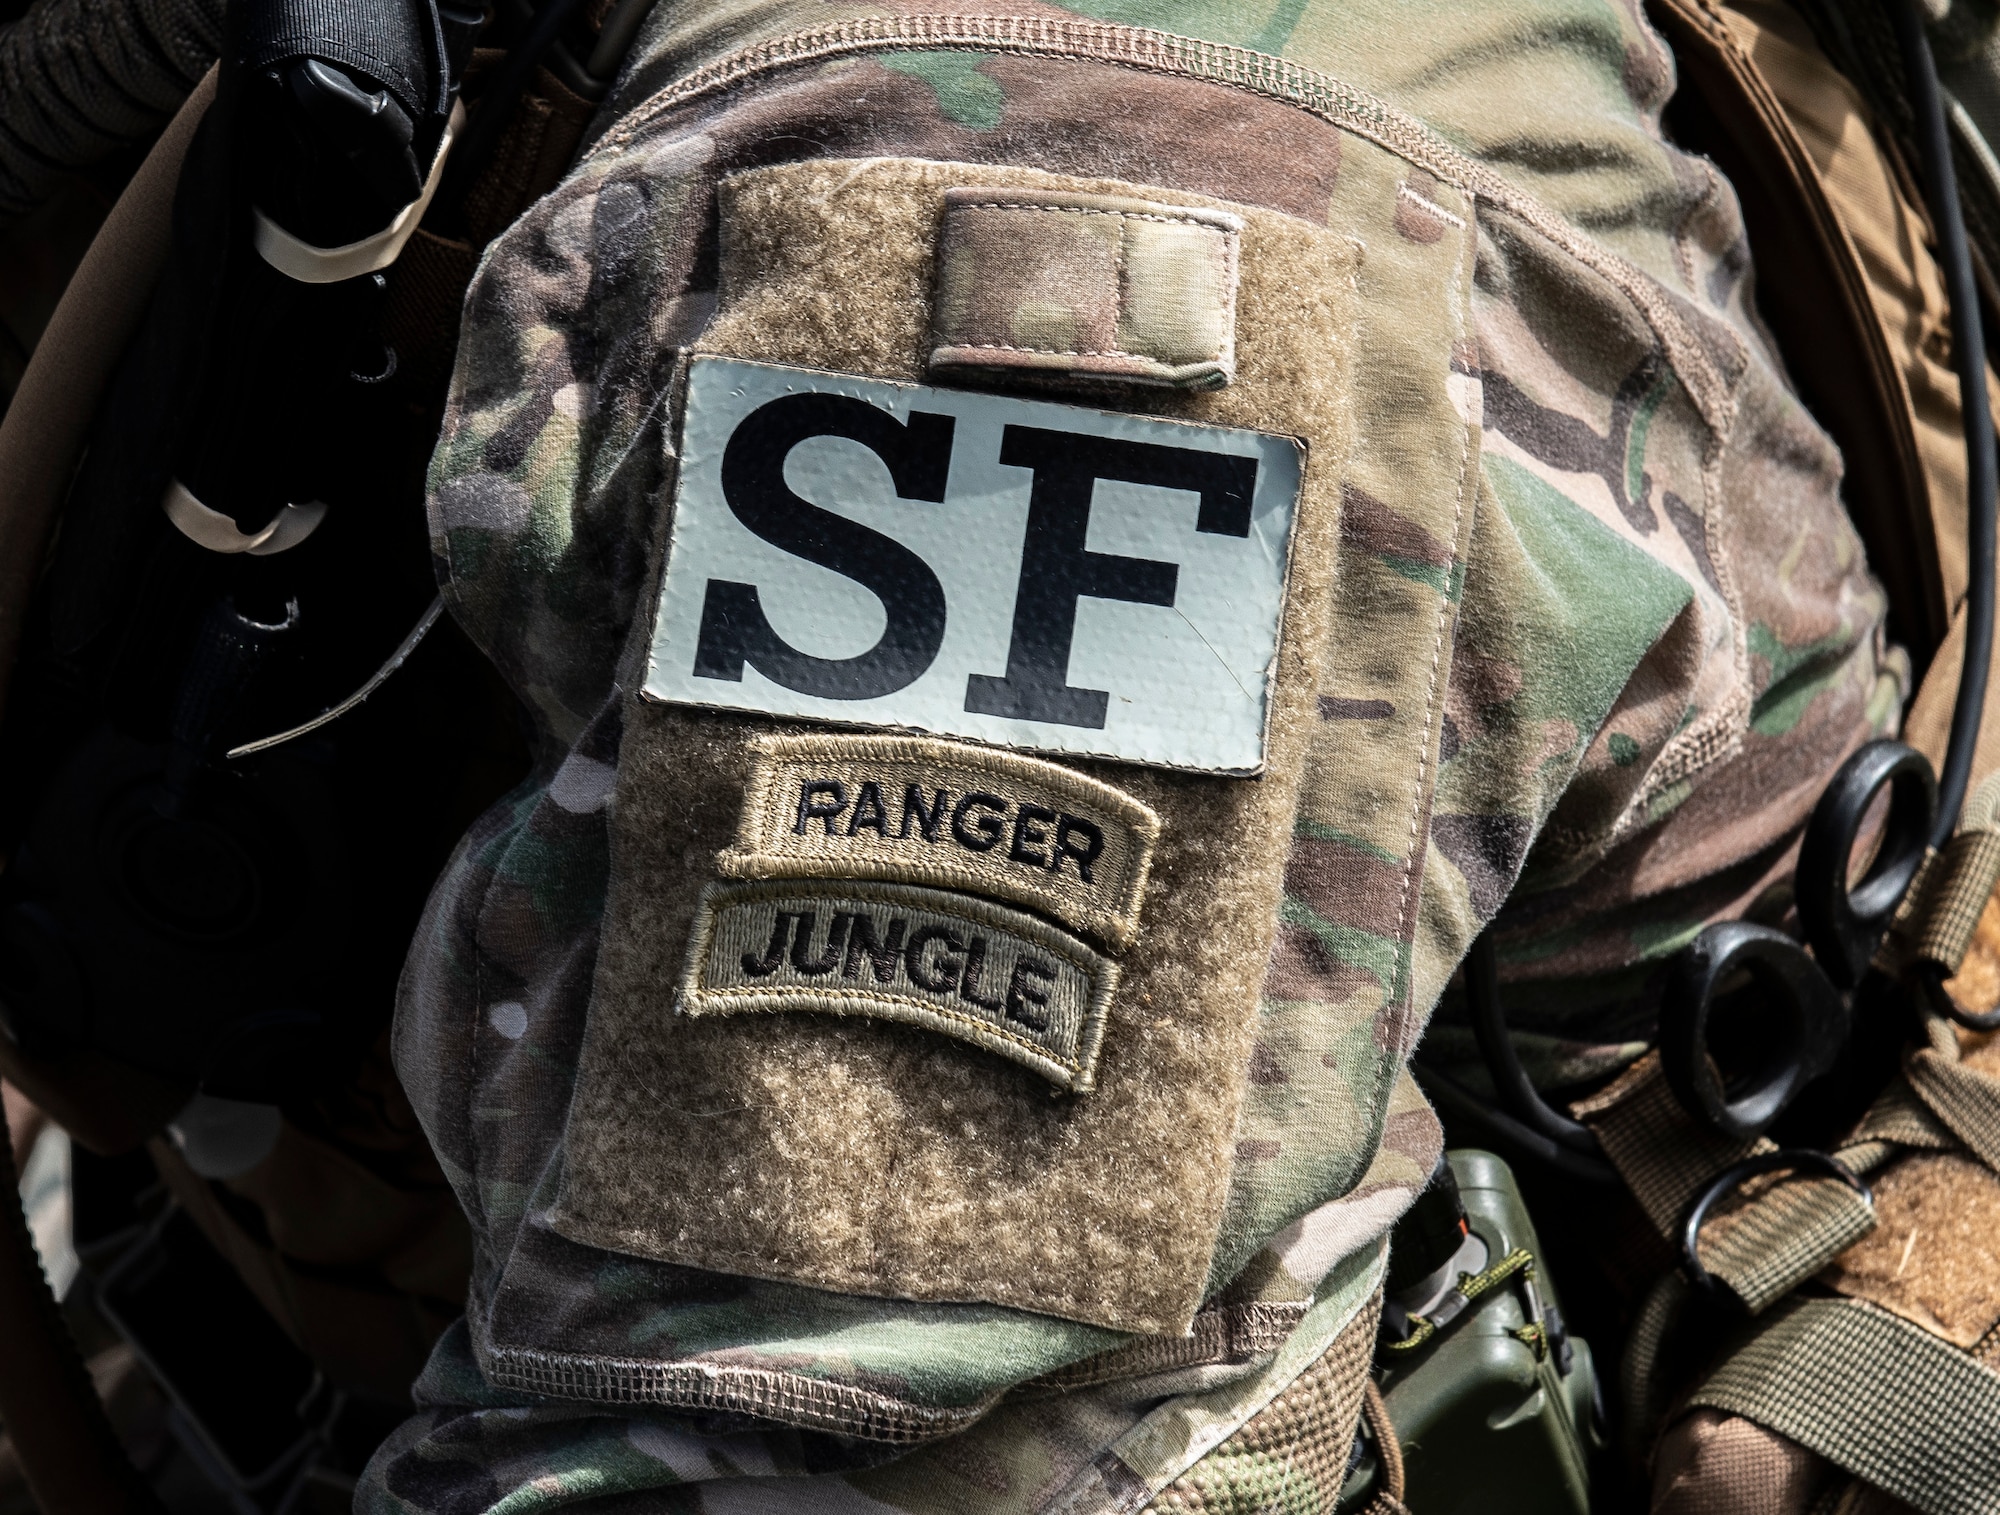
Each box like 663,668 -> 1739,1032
1659,921 -> 1849,1142
1794,739 -> 1936,990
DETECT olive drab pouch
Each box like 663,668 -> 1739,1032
548,159 -> 1361,1335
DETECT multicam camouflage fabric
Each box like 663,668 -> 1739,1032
363,0 -> 1902,1508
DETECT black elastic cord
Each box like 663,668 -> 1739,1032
1894,0 -> 1997,847
1417,1063 -> 1622,1187
425,0 -> 589,238
1465,933 -> 1609,1159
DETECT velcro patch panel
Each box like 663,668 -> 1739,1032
721,733 -> 1160,947
682,880 -> 1119,1092
554,157 -> 1364,1336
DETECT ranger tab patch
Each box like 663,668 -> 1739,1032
722,733 -> 1160,947
680,880 -> 1119,1092
645,356 -> 1305,774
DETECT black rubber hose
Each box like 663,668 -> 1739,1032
1417,1062 -> 1622,1187
1894,0 -> 1997,848
1465,932 -> 1614,1165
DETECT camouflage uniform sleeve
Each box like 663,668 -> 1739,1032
364,0 -> 1902,1508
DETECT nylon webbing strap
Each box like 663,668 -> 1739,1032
1575,1055 -> 1875,1313
242,0 -> 434,118
1848,1072 -> 1959,1152
1574,1053 -> 1761,1227
1695,1177 -> 1875,1314
1689,1298 -> 2000,1515
1912,830 -> 2000,970
1887,770 -> 2000,976
1906,1012 -> 2000,1171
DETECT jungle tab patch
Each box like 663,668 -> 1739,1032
720,732 -> 1160,947
644,356 -> 1305,774
679,879 -> 1119,1092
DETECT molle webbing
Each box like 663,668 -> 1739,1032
1906,1011 -> 2000,1173
1574,1055 -> 1875,1314
1887,771 -> 2000,978
550,157 -> 1364,1336
1689,1297 -> 2000,1515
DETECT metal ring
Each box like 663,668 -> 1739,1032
1680,1149 -> 1872,1309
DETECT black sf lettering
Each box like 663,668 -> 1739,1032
694,394 -> 955,700
965,427 -> 1257,729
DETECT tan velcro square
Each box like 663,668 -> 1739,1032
929,188 -> 1242,390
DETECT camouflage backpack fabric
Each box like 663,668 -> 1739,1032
360,0 -> 1901,1509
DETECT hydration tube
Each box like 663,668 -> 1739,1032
1896,0 -> 2000,1030
1457,933 -> 1618,1183
1893,0 -> 1997,849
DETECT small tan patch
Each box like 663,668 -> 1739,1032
720,733 -> 1161,946
682,880 -> 1119,1092
929,187 -> 1241,389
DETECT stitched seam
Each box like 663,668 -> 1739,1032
479,1343 -> 1000,1440
937,340 -> 1218,361
1671,158 -> 1725,298
1113,205 -> 1131,361
955,202 -> 1224,226
1025,1300 -> 1309,1389
747,730 -> 1163,833
680,881 -> 1121,1087
588,1234 -> 1164,1314
1387,208 -> 1475,1035
598,15 -> 1728,428
717,851 -> 1141,944
1627,370 -> 1751,821
688,987 -> 1087,1072
1395,182 -> 1464,229
691,882 -> 1113,964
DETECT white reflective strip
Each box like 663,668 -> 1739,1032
251,99 -> 463,285
162,478 -> 329,556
